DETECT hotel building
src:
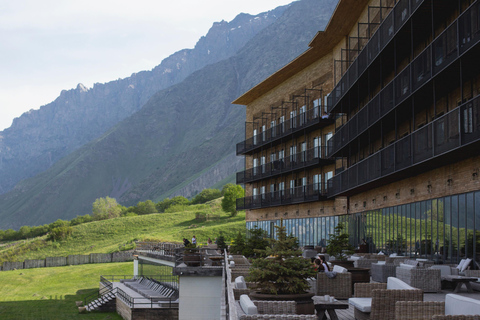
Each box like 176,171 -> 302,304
234,0 -> 480,263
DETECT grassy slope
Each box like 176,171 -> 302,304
0,199 -> 245,264
0,262 -> 130,320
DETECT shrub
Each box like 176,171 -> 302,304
191,189 -> 221,204
221,184 -> 244,216
48,226 -> 73,241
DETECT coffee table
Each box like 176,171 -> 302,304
312,296 -> 349,320
444,275 -> 478,293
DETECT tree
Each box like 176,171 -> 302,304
247,219 -> 316,295
191,188 -> 221,204
221,184 -> 244,216
245,225 -> 270,258
92,196 -> 122,220
136,200 -> 157,215
326,223 -> 355,261
230,231 -> 246,255
156,196 -> 189,212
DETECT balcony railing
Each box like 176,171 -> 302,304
236,183 -> 328,210
236,146 -> 334,184
328,0 -> 419,113
236,107 -> 334,155
329,2 -> 480,157
327,97 -> 480,197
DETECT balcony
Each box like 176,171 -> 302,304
236,107 -> 334,155
328,0 -> 420,113
236,146 -> 334,184
236,183 -> 328,210
329,4 -> 480,158
327,97 -> 480,197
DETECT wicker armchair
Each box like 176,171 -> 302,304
371,263 -> 397,283
395,301 -> 445,320
316,271 -> 352,299
238,300 -> 317,320
432,316 -> 480,320
354,259 -> 378,269
350,282 -> 423,320
396,266 -> 441,292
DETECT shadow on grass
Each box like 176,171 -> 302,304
0,289 -> 122,320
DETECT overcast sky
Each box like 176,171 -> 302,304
0,0 -> 294,131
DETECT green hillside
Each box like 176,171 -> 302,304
0,200 -> 245,264
0,0 -> 338,229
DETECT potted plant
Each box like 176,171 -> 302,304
247,219 -> 317,314
326,223 -> 355,268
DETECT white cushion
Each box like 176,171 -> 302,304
457,259 -> 467,270
389,253 -> 398,257
240,294 -> 257,315
230,261 -> 235,266
349,297 -> 372,313
445,293 -> 480,315
332,265 -> 348,273
399,263 -> 416,269
378,251 -> 385,255
349,256 -> 361,261
235,276 -> 247,289
430,265 -> 452,277
377,261 -> 386,265
387,277 -> 415,290
462,258 -> 472,272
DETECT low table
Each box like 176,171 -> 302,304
444,275 -> 478,293
313,296 -> 349,320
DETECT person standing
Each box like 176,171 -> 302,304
192,235 -> 197,246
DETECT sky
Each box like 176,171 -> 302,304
0,0 -> 294,131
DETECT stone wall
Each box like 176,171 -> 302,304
0,250 -> 134,272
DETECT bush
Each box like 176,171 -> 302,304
221,184 -> 244,216
48,226 -> 73,241
191,189 -> 221,204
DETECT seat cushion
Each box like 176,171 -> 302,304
445,293 -> 480,315
332,265 -> 348,273
235,276 -> 247,289
387,277 -> 415,290
457,259 -> 467,271
461,258 -> 472,272
349,297 -> 372,313
399,263 -> 416,269
239,294 -> 257,315
430,265 -> 452,277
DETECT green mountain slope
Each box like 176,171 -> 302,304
0,0 -> 338,229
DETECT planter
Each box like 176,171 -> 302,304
183,253 -> 202,267
331,260 -> 354,269
249,292 -> 315,314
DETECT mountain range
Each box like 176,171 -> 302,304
0,0 -> 338,229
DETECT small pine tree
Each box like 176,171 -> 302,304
326,223 -> 355,261
216,234 -> 227,251
245,225 -> 269,258
247,219 -> 316,295
230,231 -> 246,255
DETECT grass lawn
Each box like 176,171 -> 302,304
0,200 -> 245,264
0,262 -> 132,320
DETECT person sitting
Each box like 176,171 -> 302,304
316,256 -> 329,272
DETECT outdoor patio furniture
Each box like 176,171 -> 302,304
348,277 -> 423,320
354,259 -> 378,269
371,262 -> 397,283
395,293 -> 480,320
237,294 -> 317,319
396,263 -> 442,292
316,265 -> 352,299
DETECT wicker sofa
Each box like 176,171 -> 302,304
316,265 -> 352,299
348,277 -> 423,320
371,262 -> 397,283
395,293 -> 480,320
396,262 -> 441,292
237,295 -> 317,320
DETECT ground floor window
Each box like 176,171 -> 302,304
246,190 -> 480,264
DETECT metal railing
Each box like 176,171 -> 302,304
174,246 -> 225,267
328,0 -> 480,157
237,183 -> 327,210
236,108 -> 334,155
236,146 -> 333,184
328,96 -> 480,197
